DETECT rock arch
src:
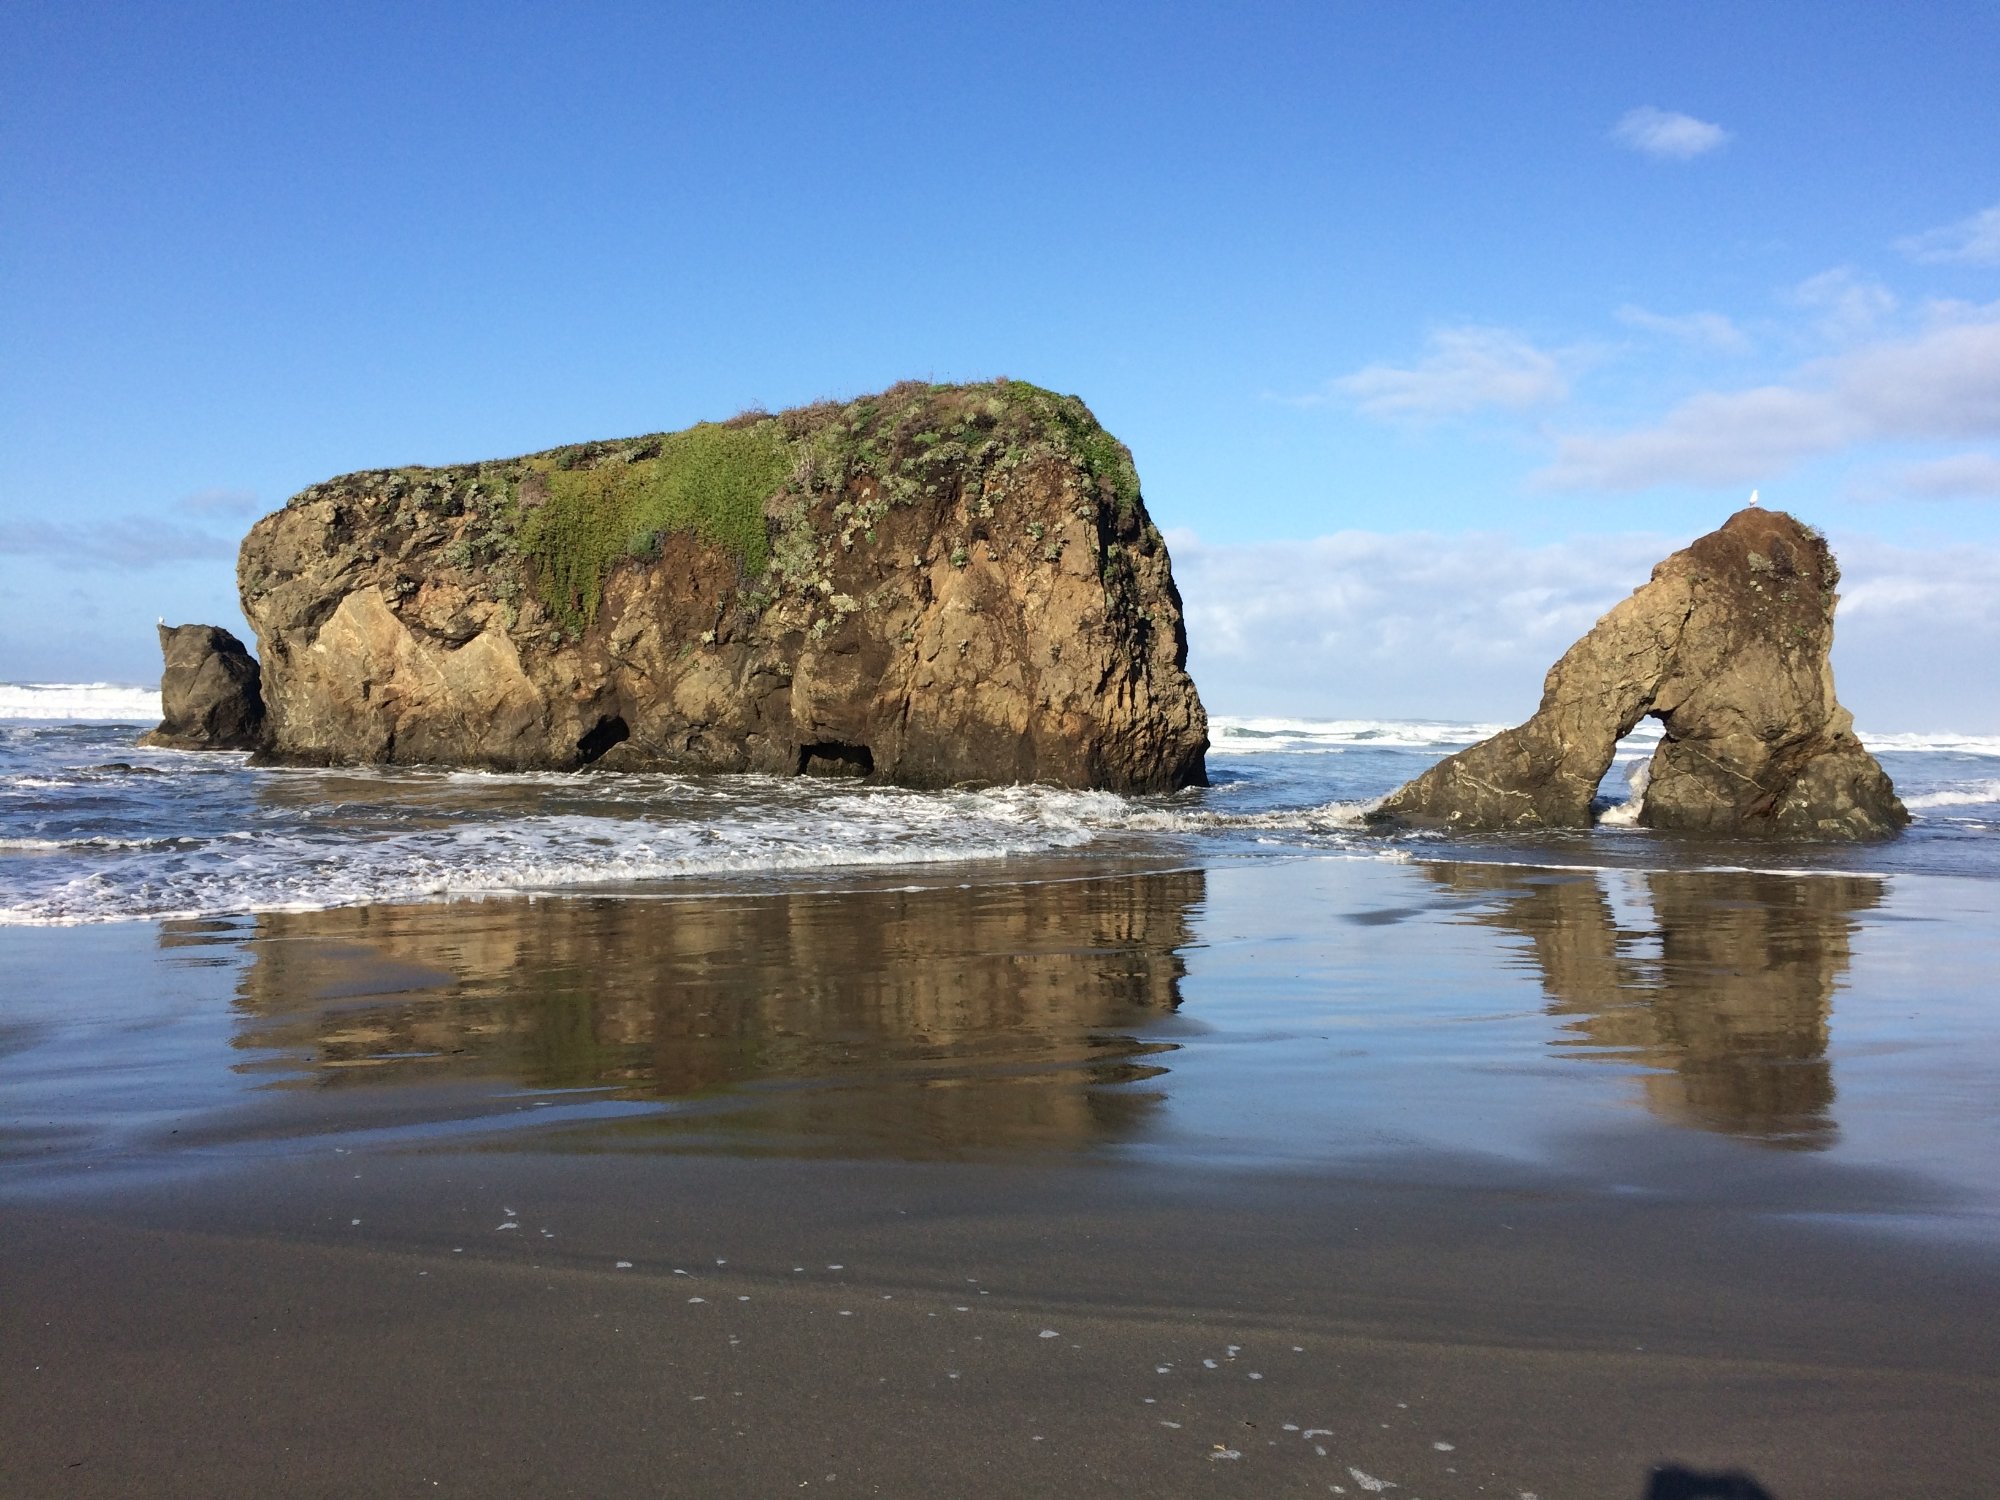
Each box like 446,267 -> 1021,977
1370,507 -> 1906,840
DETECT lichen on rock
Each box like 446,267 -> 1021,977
1369,506 -> 1907,840
237,379 -> 1208,790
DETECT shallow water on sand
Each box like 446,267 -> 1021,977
6,856 -> 1997,1243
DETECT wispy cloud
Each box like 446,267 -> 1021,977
177,487 -> 262,518
1170,526 -> 2000,731
1789,267 -> 1898,342
1833,533 -> 2000,641
1171,527 -> 1670,716
0,516 -> 238,569
1877,451 -> 2000,500
1534,304 -> 2000,491
1615,305 -> 1751,353
1896,203 -> 2000,268
1610,106 -> 1728,161
1330,326 -> 1570,421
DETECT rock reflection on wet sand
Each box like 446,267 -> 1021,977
1425,863 -> 1883,1149
204,870 -> 1204,1157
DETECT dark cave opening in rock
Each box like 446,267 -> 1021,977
797,742 -> 874,778
576,715 -> 630,765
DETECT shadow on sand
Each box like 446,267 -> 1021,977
1644,1461 -> 1777,1497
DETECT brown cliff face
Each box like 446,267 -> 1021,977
1372,507 -> 1906,839
237,381 -> 1208,790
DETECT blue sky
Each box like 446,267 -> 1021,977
4,2 -> 1998,727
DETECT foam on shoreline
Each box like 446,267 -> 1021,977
4,710 -> 1999,925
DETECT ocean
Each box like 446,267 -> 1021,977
4,683 -> 1998,925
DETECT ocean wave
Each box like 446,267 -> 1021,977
0,683 -> 161,723
0,768 -> 1416,925
1207,716 -> 1515,753
1861,732 -> 2000,757
5,711 -> 1995,923
1207,714 -> 2000,760
0,786 -> 1131,925
1118,799 -> 1377,832
1904,781 -> 2000,810
0,834 -> 205,852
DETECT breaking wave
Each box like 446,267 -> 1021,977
5,706 -> 2000,924
1208,716 -> 1511,753
1903,780 -> 2000,810
0,683 -> 161,722
1211,713 -> 2000,759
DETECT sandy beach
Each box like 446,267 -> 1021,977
5,857 -> 1998,1498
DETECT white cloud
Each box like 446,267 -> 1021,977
1610,106 -> 1729,161
1170,526 -> 2000,732
1172,528 -> 1669,717
1790,267 -> 1898,342
1538,385 -> 1851,490
1331,326 -> 1570,421
1826,534 -> 2000,726
1879,452 -> 2000,499
1615,305 -> 1751,353
1535,304 -> 2000,491
1896,203 -> 2000,267
1835,542 -> 2000,620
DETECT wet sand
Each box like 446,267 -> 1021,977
4,857 -> 1999,1497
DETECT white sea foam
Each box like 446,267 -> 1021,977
1904,780 -> 2000,810
1860,731 -> 2000,756
1209,714 -> 2000,759
0,683 -> 161,722
1120,800 -> 1377,832
1596,759 -> 1652,828
1207,715 -> 1513,753
0,762 -> 1419,925
5,709 -> 1995,925
0,786 -> 1120,925
0,835 -> 200,851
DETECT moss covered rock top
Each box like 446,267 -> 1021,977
279,379 -> 1146,632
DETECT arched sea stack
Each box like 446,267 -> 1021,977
236,380 -> 1208,791
1370,506 -> 1906,839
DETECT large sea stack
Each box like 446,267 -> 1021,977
237,381 -> 1208,790
1370,506 -> 1906,839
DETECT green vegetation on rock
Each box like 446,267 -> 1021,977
519,422 -> 791,628
999,381 -> 1142,516
286,379 -> 1147,635
515,379 -> 1146,631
